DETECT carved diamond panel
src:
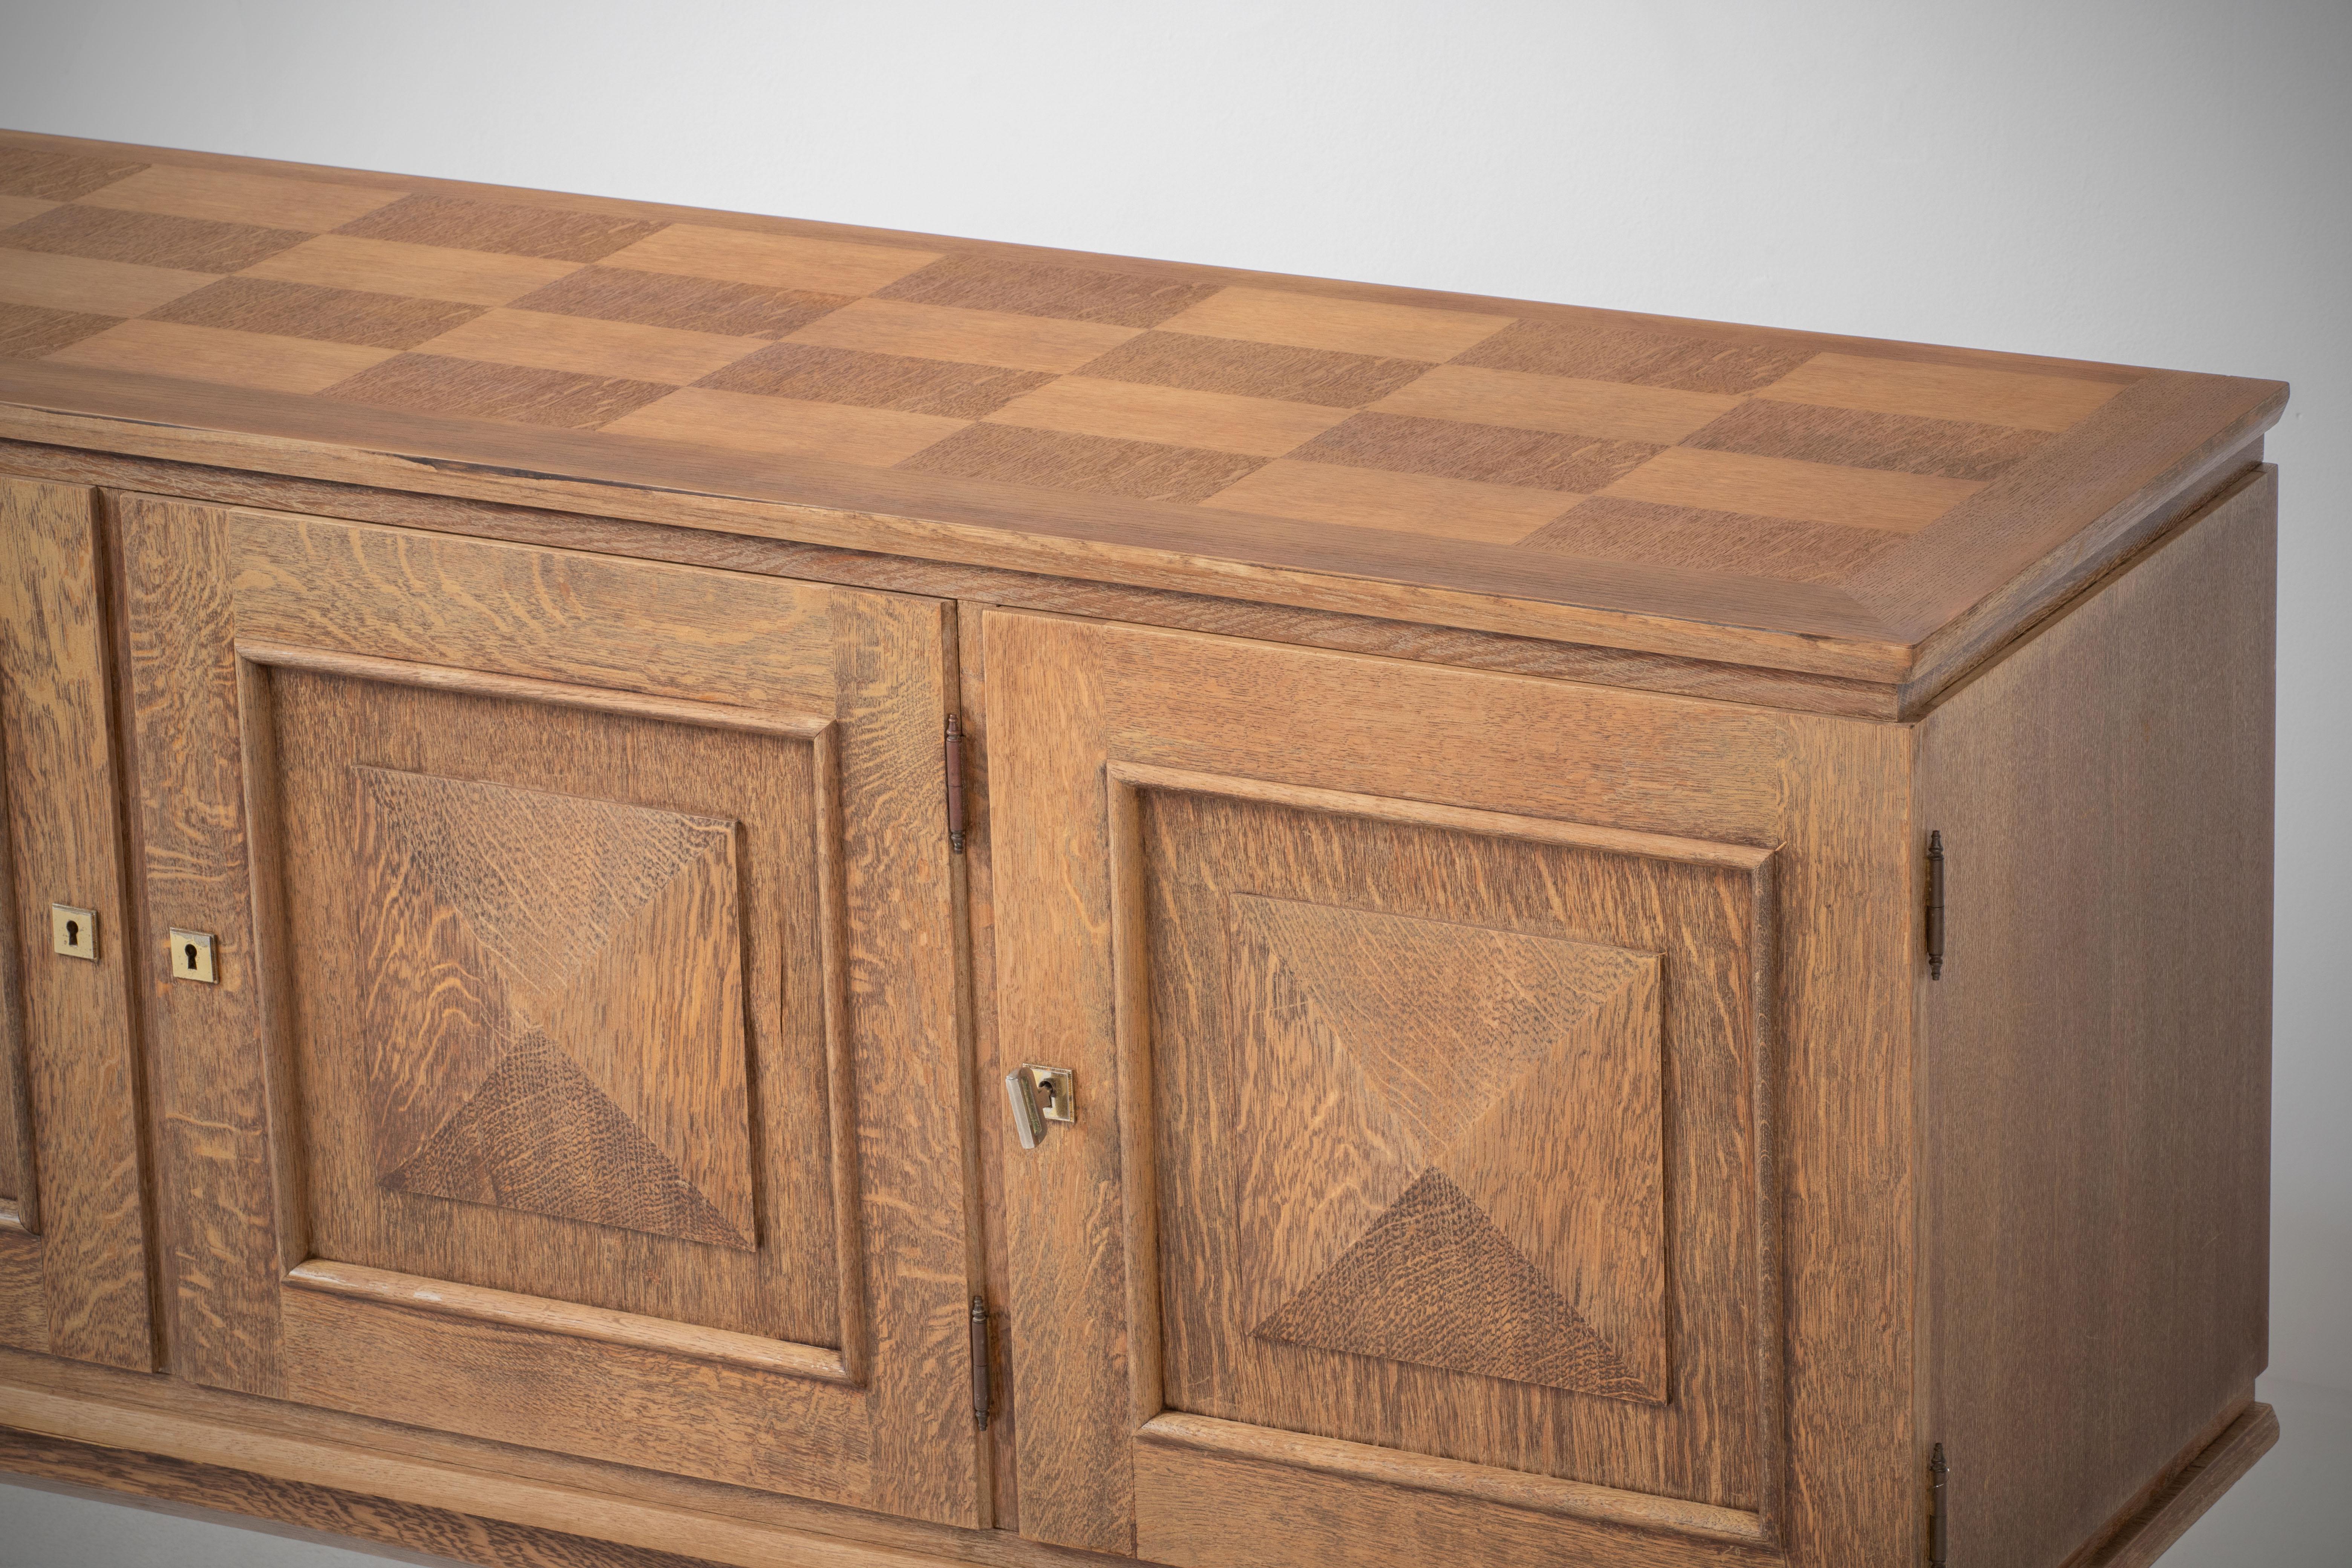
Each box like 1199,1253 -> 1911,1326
352,766 -> 755,1250
1230,894 -> 1664,1401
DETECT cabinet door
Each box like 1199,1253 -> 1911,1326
986,609 -> 1917,1568
119,494 -> 982,1526
0,474 -> 153,1369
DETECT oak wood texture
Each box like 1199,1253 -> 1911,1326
0,1337 -> 2275,1568
2077,1402 -> 2279,1568
0,438 -> 1916,721
0,473 -> 153,1368
1918,467 -> 2276,1568
1121,766 -> 1778,1442
0,1345 -> 1123,1568
986,609 -> 1913,1564
0,1424 -> 732,1568
1133,1419 -> 1776,1568
0,126 -> 2286,1568
112,493 -> 985,1525
286,1259 -> 848,1383
0,130 -> 2286,691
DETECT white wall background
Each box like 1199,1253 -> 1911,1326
0,2 -> 2345,1564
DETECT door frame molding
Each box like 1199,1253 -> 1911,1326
1102,760 -> 1785,1552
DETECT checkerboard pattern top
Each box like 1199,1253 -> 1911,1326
0,138 -> 2279,653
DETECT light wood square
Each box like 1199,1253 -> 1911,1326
1756,352 -> 2125,433
43,318 -> 397,393
1160,287 -> 1513,362
789,297 -> 1137,373
414,309 -> 767,385
241,235 -> 582,307
1373,364 -> 1744,444
0,247 -> 216,315
985,376 -> 1347,457
76,165 -> 408,231
603,224 -> 939,297
603,386 -> 966,467
1202,459 -> 1574,544
1598,446 -> 1983,533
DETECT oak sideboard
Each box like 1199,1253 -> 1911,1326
0,129 -> 2282,1568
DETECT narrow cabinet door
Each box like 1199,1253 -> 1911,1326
0,474 -> 153,1368
118,493 -> 982,1526
986,609 -> 1919,1568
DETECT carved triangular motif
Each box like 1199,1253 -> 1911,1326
1435,954 -> 1663,1393
1234,895 -> 1652,1156
1252,1167 -> 1646,1398
354,766 -> 731,1000
1229,898 -> 1427,1329
385,1028 -> 752,1250
533,828 -> 754,1242
353,781 -> 516,1175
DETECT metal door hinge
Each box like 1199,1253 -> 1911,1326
1928,1442 -> 1949,1566
945,714 -> 968,854
1925,831 -> 1946,980
970,1297 -> 992,1430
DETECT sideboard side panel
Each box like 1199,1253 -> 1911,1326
1917,466 -> 2276,1567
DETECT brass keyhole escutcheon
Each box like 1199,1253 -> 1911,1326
50,904 -> 97,961
168,928 -> 219,985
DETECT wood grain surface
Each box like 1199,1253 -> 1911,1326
0,1424 -> 733,1568
1132,1430 -> 1779,1568
0,594 -> 30,1226
0,438 -> 1915,720
0,1344 -> 1127,1568
1139,795 -> 1772,1433
0,124 -> 2289,1568
1918,468 -> 2277,1568
113,493 -> 986,1526
988,609 -> 1910,1563
0,474 -> 153,1369
282,677 -> 825,1332
2077,1403 -> 2279,1568
0,130 -> 2287,683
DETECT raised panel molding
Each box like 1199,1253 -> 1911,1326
353,766 -> 754,1250
1099,755 -> 1783,1539
235,638 -> 860,1360
1230,894 -> 1664,1400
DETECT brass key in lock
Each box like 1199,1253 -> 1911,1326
1004,1064 -> 1076,1150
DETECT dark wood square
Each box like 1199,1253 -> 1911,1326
337,194 -> 664,262
699,341 -> 1053,416
320,352 -> 677,427
507,265 -> 851,339
896,423 -> 1265,502
0,300 -> 121,358
1289,410 -> 1662,492
1681,397 -> 2050,481
0,204 -> 309,273
1076,330 -> 1433,408
149,276 -> 486,349
874,253 -> 1220,327
1454,320 -> 1818,395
